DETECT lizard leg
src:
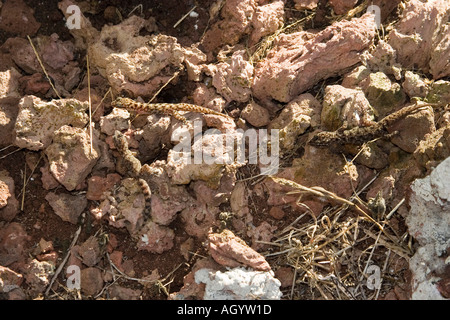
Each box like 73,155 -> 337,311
164,109 -> 188,124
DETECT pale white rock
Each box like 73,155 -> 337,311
195,267 -> 282,300
321,85 -> 374,131
100,108 -> 130,136
44,125 -> 100,191
0,68 -> 21,102
204,50 -> 253,103
268,93 -> 321,152
407,156 -> 450,300
13,96 -> 89,151
402,71 -> 430,98
88,15 -> 184,97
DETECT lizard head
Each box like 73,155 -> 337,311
111,97 -> 132,109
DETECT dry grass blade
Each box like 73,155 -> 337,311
147,69 -> 181,103
86,52 -> 94,155
0,147 -> 22,160
265,176 -> 411,299
106,252 -> 183,298
45,225 -> 82,297
269,176 -> 384,230
27,35 -> 62,99
173,5 -> 197,28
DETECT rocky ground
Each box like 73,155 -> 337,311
0,0 -> 449,300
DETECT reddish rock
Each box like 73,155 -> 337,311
204,50 -> 253,103
329,0 -> 358,15
19,73 -> 51,95
230,181 -> 250,219
1,38 -> 40,74
2,34 -> 79,94
201,0 -> 257,52
241,102 -> 270,127
0,0 -> 41,37
24,259 -> 55,296
263,145 -> 359,216
0,222 -> 30,267
40,160 -> 60,190
0,101 -> 20,147
106,233 -> 118,253
73,87 -> 106,122
181,203 -> 220,239
66,246 -> 82,275
80,267 -> 103,296
38,238 -> 54,254
78,236 -> 101,267
192,170 -> 236,207
250,0 -> 284,45
58,0 -> 99,50
109,251 -> 124,272
389,105 -> 436,153
388,0 -> 450,79
0,68 -> 21,102
138,118 -> 170,160
107,285 -> 142,300
150,194 -> 183,226
0,265 -> 23,293
383,290 -> 398,300
136,221 -> 174,254
36,252 -> 58,264
269,206 -> 285,220
100,108 -> 130,136
207,229 -> 271,271
252,13 -> 376,106
6,287 -> 27,300
86,174 -> 121,201
0,170 -> 19,221
182,46 -> 207,82
414,125 -> 450,170
45,125 -> 100,191
248,221 -> 276,251
320,85 -> 374,131
268,93 -> 321,152
180,237 -> 195,261
141,162 -> 195,225
88,16 -> 183,98
106,178 -> 146,234
40,33 -> 75,70
0,68 -> 21,146
203,113 -> 237,133
45,192 -> 87,224
192,83 -> 226,113
437,278 -> 450,299
274,267 -> 294,288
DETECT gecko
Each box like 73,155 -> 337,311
308,103 -> 445,146
110,97 -> 232,213
111,97 -> 231,123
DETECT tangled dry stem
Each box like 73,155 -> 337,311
265,176 -> 413,300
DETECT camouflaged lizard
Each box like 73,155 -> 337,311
111,97 -> 231,123
308,103 -> 444,146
